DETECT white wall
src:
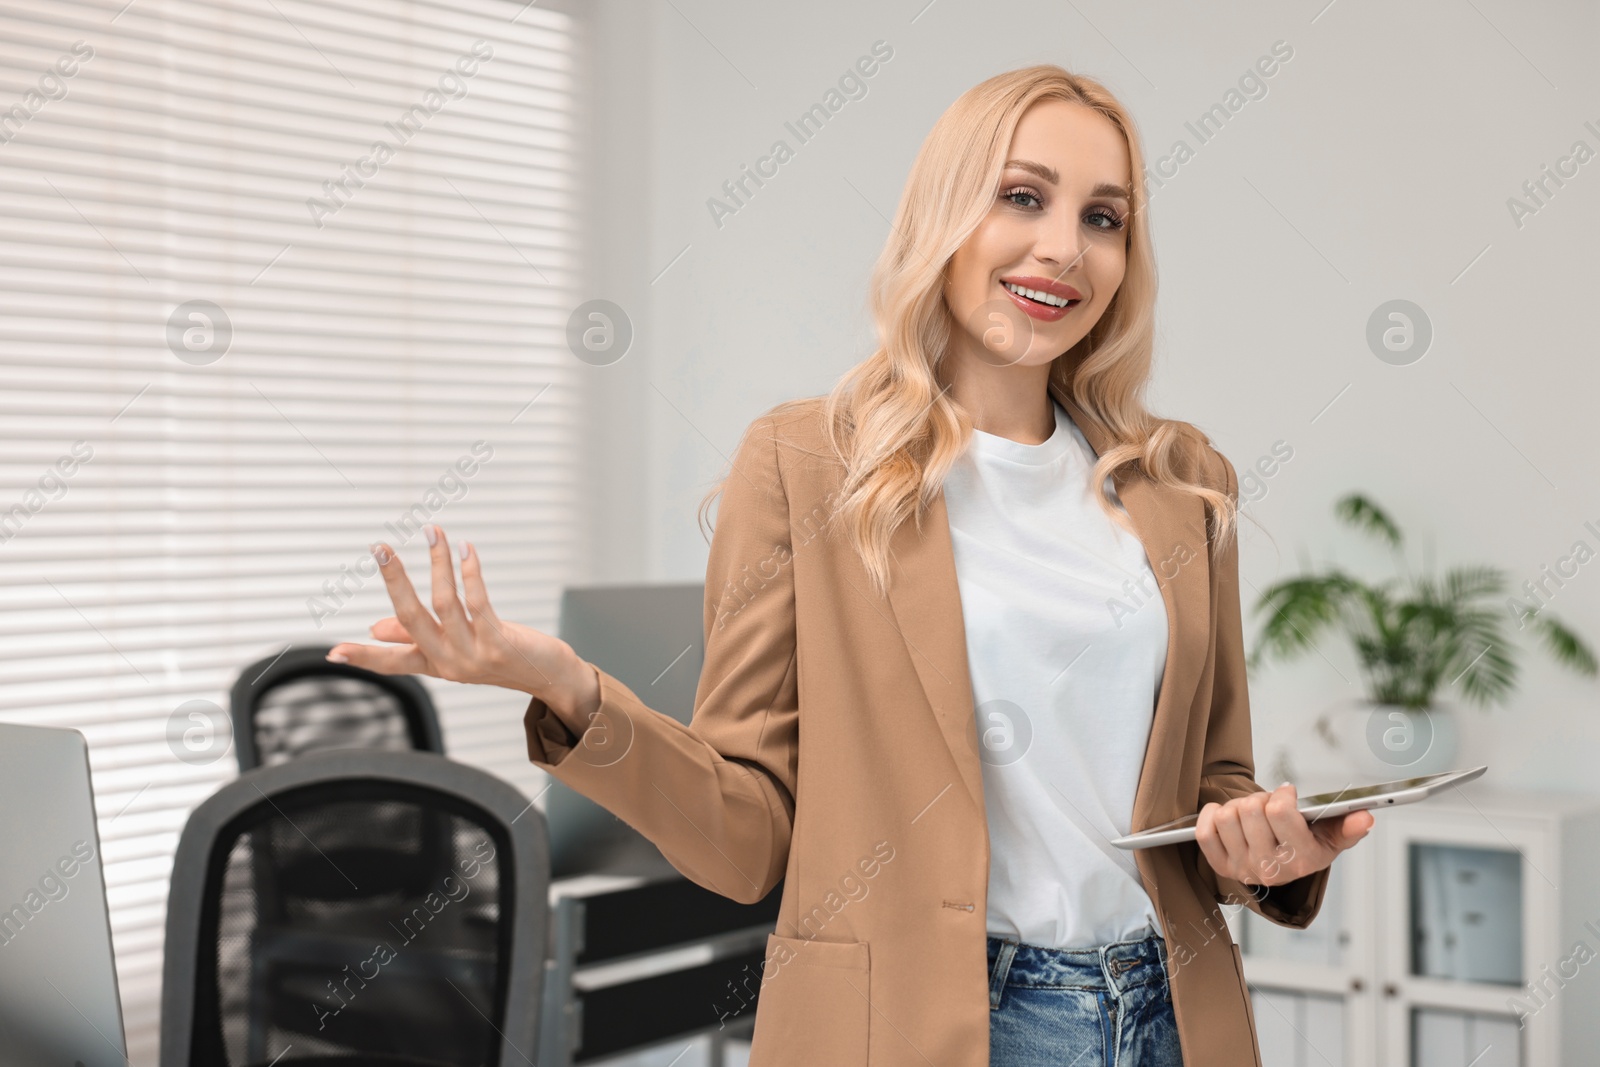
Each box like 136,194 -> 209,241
575,0 -> 1600,794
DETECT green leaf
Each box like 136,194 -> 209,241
1248,573 -> 1359,671
1334,493 -> 1403,548
1531,613 -> 1600,677
1440,565 -> 1505,605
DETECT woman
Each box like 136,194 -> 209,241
327,64 -> 1373,1067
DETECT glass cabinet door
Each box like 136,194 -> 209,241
1408,843 -> 1523,985
1379,808 -> 1551,1067
1253,988 -> 1347,1067
1411,1006 -> 1522,1067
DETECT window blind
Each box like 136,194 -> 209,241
0,0 -> 584,1062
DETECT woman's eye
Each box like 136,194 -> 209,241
1002,187 -> 1041,209
1087,208 -> 1126,231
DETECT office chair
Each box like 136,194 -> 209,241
229,644 -> 454,940
230,644 -> 445,771
160,749 -> 548,1067
225,646 -> 461,1057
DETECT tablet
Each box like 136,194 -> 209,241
1109,765 -> 1488,850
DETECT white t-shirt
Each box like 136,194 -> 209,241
942,397 -> 1169,950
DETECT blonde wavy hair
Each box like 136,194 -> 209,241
701,63 -> 1238,599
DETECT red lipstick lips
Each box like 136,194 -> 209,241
998,275 -> 1081,322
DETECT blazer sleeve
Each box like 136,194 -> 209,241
1190,446 -> 1332,929
521,410 -> 799,905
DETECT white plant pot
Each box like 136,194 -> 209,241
1314,698 -> 1460,783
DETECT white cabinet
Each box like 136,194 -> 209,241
1226,782 -> 1600,1067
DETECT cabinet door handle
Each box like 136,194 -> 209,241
1383,982 -> 1399,997
1349,977 -> 1365,992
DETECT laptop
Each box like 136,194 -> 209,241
0,722 -> 129,1067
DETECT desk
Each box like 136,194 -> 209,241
539,849 -> 781,1065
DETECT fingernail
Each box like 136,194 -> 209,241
425,524 -> 438,547
459,539 -> 470,562
326,651 -> 349,663
1279,781 -> 1293,789
370,543 -> 390,565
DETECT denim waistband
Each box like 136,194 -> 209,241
986,930 -> 1170,1000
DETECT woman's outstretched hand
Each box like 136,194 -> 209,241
326,523 -> 599,734
1195,782 -> 1375,888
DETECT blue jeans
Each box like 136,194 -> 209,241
987,930 -> 1184,1066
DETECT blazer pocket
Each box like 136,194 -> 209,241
749,933 -> 870,1066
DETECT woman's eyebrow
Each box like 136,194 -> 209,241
1005,159 -> 1059,184
1003,159 -> 1131,203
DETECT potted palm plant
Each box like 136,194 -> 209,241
1248,494 -> 1597,779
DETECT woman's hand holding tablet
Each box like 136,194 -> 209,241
1114,767 -> 1488,889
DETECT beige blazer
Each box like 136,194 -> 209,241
523,377 -> 1333,1066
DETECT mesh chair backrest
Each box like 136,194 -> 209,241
163,753 -> 546,1067
253,675 -> 417,767
231,646 -> 444,771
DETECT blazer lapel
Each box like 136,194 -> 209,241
886,380 -> 1210,833
885,486 -> 986,813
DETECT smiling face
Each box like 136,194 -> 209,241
942,98 -> 1133,371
